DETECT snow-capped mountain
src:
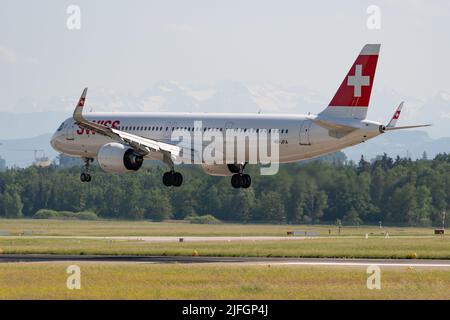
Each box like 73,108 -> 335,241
0,81 -> 448,141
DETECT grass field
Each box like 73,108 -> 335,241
0,263 -> 449,299
0,220 -> 449,300
1,237 -> 449,259
0,218 -> 440,237
0,219 -> 448,259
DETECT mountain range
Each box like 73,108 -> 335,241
0,81 -> 448,167
0,130 -> 448,168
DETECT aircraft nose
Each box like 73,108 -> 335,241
50,131 -> 64,151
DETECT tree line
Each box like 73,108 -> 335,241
0,152 -> 449,226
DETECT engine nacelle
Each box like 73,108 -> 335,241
97,142 -> 143,173
201,164 -> 239,176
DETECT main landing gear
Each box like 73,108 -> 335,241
231,173 -> 251,189
80,157 -> 93,182
162,171 -> 183,187
229,163 -> 251,189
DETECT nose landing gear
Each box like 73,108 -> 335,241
80,157 -> 93,182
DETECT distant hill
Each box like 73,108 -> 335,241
1,81 -> 448,142
0,133 -> 57,168
0,130 -> 448,168
344,130 -> 450,161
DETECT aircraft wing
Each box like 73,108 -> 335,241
73,88 -> 181,161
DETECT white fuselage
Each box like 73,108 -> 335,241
51,112 -> 383,164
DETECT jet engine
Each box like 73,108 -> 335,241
97,142 -> 143,173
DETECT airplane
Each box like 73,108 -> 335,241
50,44 -> 430,188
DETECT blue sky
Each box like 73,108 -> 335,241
1,0 -> 449,109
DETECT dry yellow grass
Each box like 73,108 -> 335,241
0,263 -> 449,299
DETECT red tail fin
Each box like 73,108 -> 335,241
320,44 -> 380,119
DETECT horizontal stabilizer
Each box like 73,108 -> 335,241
384,124 -> 431,131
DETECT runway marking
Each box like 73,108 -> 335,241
262,261 -> 450,268
1,255 -> 450,268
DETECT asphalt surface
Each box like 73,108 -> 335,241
1,254 -> 450,268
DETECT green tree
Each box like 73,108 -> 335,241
143,189 -> 173,221
1,189 -> 23,218
343,208 -> 362,226
253,191 -> 285,222
229,189 -> 256,222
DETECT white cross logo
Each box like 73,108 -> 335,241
347,64 -> 370,97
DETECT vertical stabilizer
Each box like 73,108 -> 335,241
319,44 -> 380,119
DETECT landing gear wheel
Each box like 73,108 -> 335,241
231,173 -> 251,188
162,171 -> 183,187
163,172 -> 173,186
231,174 -> 242,188
241,174 -> 251,188
172,172 -> 183,187
80,158 -> 93,183
80,173 -> 92,182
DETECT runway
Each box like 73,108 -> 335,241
1,254 -> 450,268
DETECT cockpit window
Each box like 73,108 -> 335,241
57,122 -> 65,132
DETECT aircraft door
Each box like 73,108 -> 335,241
299,120 -> 311,145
